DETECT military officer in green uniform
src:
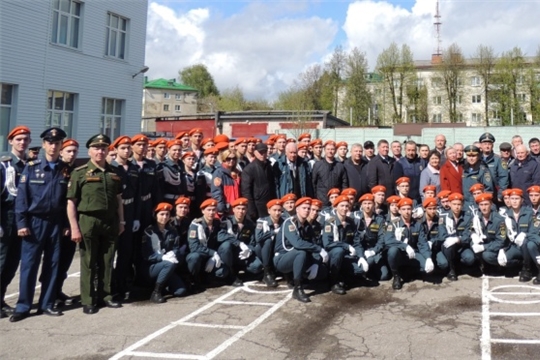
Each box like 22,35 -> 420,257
66,134 -> 125,315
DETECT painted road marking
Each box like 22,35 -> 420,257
110,282 -> 292,360
5,271 -> 80,299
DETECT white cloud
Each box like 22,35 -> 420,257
145,1 -> 338,100
343,0 -> 540,70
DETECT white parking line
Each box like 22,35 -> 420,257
481,276 -> 491,360
5,271 -> 80,299
110,283 -> 292,360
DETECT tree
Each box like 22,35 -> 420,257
179,64 -> 220,98
342,48 -> 372,125
473,45 -> 496,126
376,42 -> 415,123
493,47 -> 526,125
440,43 -> 465,123
326,46 -> 347,115
524,46 -> 540,124
405,76 -> 428,123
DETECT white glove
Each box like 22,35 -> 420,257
358,257 -> 369,272
472,243 -> 485,253
498,208 -> 507,216
445,216 -> 455,235
425,258 -> 434,273
320,248 -> 329,263
262,221 -> 270,233
162,251 -> 178,264
403,237 -> 409,244
443,236 -> 459,248
205,257 -> 216,273
497,249 -> 507,266
212,252 -> 222,268
364,250 -> 376,259
412,207 -> 424,219
536,255 -> 540,265
395,227 -> 405,242
428,241 -> 432,250
471,233 -> 484,245
515,232 -> 526,247
0,226 -> 3,238
405,245 -> 416,260
132,220 -> 140,232
238,242 -> 252,260
306,264 -> 319,280
348,245 -> 356,257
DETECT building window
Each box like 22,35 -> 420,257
432,77 -> 443,88
432,113 -> 442,123
1,84 -> 15,152
163,104 -> 170,112
457,113 -> 464,122
471,113 -> 482,123
471,76 -> 481,86
106,13 -> 128,59
491,110 -> 500,120
46,90 -> 75,137
101,98 -> 123,139
51,0 -> 81,48
433,96 -> 442,105
174,105 -> 181,112
416,78 -> 424,88
175,93 -> 182,100
517,93 -> 527,102
163,93 -> 170,99
472,95 -> 482,104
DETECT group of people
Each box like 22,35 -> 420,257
2,125 -> 540,322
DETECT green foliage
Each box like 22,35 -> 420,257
179,64 -> 220,98
440,43 -> 465,123
343,48 -> 372,125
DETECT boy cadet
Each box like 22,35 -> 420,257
255,199 -> 284,287
67,134 -> 125,315
10,128 -> 68,322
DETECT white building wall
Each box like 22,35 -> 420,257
0,0 -> 148,149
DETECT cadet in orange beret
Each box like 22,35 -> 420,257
341,188 -> 357,206
281,193 -> 297,218
308,139 -> 323,166
201,137 -> 215,149
254,199 -> 284,287
297,133 -> 311,146
385,197 -> 433,290
501,188 -> 512,209
153,138 -> 168,163
157,139 -> 186,206
335,141 -> 348,163
217,198 -> 263,286
370,185 -> 387,216
271,135 -> 287,160
297,143 -> 308,159
437,190 -> 452,212
423,185 -> 437,200
385,195 -> 401,224
170,197 -> 192,257
213,134 -> 229,144
527,186 -> 540,213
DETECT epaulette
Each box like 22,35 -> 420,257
192,218 -> 203,223
74,164 -> 88,171
0,155 -> 12,163
27,159 -> 42,166
327,216 -> 335,223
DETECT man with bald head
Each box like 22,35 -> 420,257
509,145 -> 540,206
273,142 -> 312,198
435,134 -> 447,165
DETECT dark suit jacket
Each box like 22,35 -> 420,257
440,161 -> 463,194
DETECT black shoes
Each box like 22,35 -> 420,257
82,305 -> 98,315
447,270 -> 458,281
36,308 -> 63,316
9,312 -> 29,322
519,269 -> 533,282
533,277 -> 540,285
56,292 -> 74,307
1,303 -> 14,318
331,283 -> 346,295
292,280 -> 310,303
263,271 -> 278,288
231,277 -> 244,287
392,275 -> 403,290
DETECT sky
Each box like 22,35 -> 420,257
145,0 -> 540,101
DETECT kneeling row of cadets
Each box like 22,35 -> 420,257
143,181 -> 540,304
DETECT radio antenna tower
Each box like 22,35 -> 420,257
434,0 -> 442,56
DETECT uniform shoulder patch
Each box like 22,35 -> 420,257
28,159 -> 41,166
439,217 -> 444,225
256,222 -> 263,229
500,223 -> 506,238
193,218 -> 202,223
213,177 -> 222,187
501,161 -> 508,170
20,175 -> 27,183
534,219 -> 540,228
288,224 -> 295,231
325,225 -> 331,233
386,224 -> 393,232
484,172 -> 491,183
0,155 -> 12,162
189,230 -> 197,238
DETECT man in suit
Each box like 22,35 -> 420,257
440,147 -> 463,194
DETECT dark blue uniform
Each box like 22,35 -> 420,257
157,158 -> 186,205
482,152 -> 508,201
353,212 -> 389,280
437,211 -> 473,273
187,218 -> 229,279
255,216 -> 283,269
500,207 -> 539,268
14,158 -> 69,314
462,163 -> 493,204
469,211 -> 506,269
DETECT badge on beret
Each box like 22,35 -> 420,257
189,230 -> 196,238
288,224 -> 295,231
213,177 -> 222,187
500,224 -> 506,238
325,225 -> 331,233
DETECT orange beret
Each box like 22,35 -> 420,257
200,198 -> 218,210
359,193 -> 374,203
155,202 -> 173,213
502,189 -> 512,197
175,131 -> 189,140
255,138 -> 262,144
286,138 -> 297,143
527,185 -> 540,194
213,134 -> 229,143
397,197 -> 413,208
423,185 -> 437,193
265,139 -> 275,146
508,188 -> 523,197
298,133 -> 311,141
266,199 -> 282,209
201,137 -> 214,147
297,143 -> 308,151
204,147 -> 219,156
327,188 -> 340,197
310,139 -> 323,147
175,197 -> 191,206
371,185 -> 386,194
448,193 -> 464,202
167,139 -> 183,148
8,126 -> 31,140
295,197 -> 311,207
276,134 -> 287,140
469,183 -> 485,193
62,139 -> 79,150
189,128 -> 203,136
437,190 -> 452,200
234,138 -> 248,146
108,145 -> 116,152
181,151 -> 195,160
131,134 -> 149,144
387,195 -> 401,204
268,134 -> 278,142
311,199 -> 323,209
341,188 -> 357,197
336,141 -> 348,149
111,135 -> 131,148
231,197 -> 248,208
423,197 -> 438,208
281,193 -> 298,203
153,138 -> 168,146
215,142 -> 229,151
324,140 -> 336,148
396,177 -> 410,186
247,137 -> 257,144
475,193 -> 493,203
333,195 -> 350,207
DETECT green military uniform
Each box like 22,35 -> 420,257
67,135 -> 122,307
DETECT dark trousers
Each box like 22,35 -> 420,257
114,224 -> 133,296
15,217 -> 61,313
148,261 -> 187,296
254,238 -> 274,268
274,249 -> 307,281
387,246 -> 426,275
56,235 -> 77,295
0,210 -> 21,305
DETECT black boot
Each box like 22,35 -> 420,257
392,275 -> 403,290
331,282 -> 346,295
447,266 -> 458,281
284,273 -> 294,289
292,280 -> 310,303
150,283 -> 165,303
519,266 -> 533,282
263,268 -> 278,288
